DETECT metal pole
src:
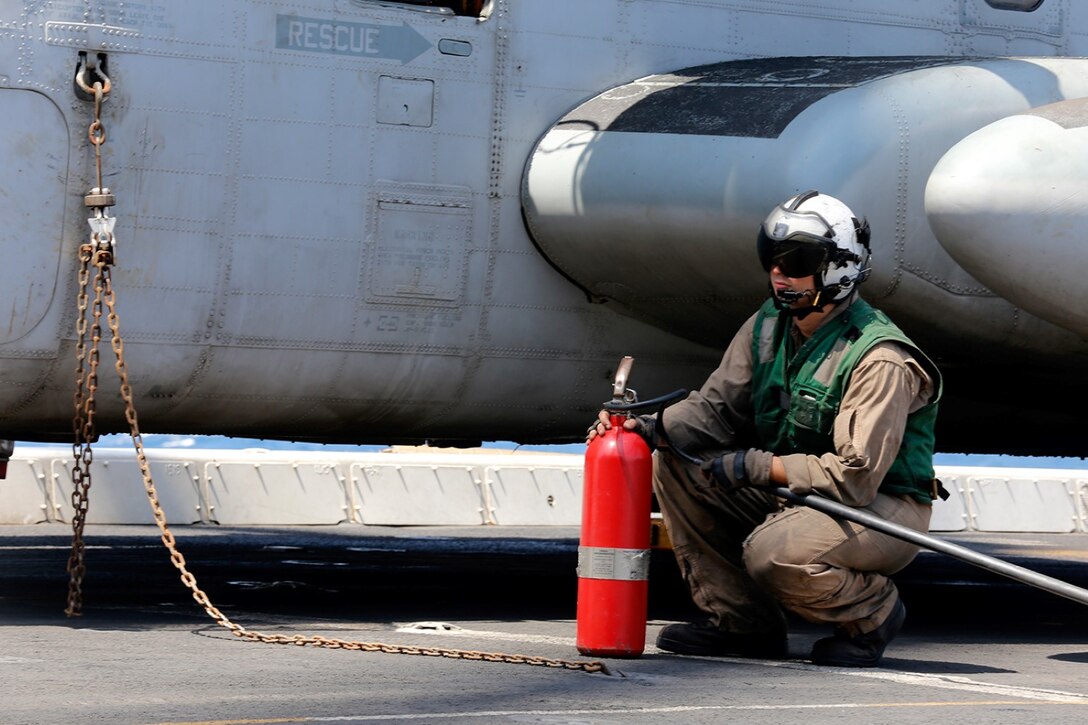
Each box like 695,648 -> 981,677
773,487 -> 1088,608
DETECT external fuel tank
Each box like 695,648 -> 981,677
522,57 -> 1088,357
927,96 -> 1088,339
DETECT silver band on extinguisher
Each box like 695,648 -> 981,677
577,546 -> 650,581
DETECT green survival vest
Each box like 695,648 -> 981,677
750,298 -> 942,503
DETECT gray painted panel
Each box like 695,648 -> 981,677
0,90 -> 66,345
371,191 -> 470,304
377,76 -> 434,127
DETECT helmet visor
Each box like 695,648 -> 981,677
759,238 -> 829,277
757,203 -> 836,276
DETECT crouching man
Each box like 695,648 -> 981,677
590,190 -> 942,667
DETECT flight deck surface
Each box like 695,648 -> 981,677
1,523 -> 1086,725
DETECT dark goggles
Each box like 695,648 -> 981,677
757,234 -> 831,278
756,201 -> 837,278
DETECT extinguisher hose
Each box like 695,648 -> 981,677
623,389 -> 1088,608
602,388 -> 689,414
601,389 -> 707,467
601,388 -> 710,468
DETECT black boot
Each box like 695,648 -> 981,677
656,621 -> 787,658
809,598 -> 906,667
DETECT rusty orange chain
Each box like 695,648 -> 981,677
72,246 -> 611,676
65,71 -> 609,677
65,243 -> 102,616
66,69 -> 112,617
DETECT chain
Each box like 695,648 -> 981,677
89,85 -> 106,192
66,72 -> 113,616
100,269 -> 609,675
64,66 -> 609,675
65,246 -> 95,616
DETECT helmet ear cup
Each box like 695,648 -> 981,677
854,217 -> 871,251
849,217 -> 873,289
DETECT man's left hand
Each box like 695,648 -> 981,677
700,449 -> 774,489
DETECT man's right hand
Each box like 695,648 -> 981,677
586,411 -> 654,447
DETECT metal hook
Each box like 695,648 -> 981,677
74,55 -> 111,100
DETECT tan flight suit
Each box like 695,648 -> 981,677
653,300 -> 936,638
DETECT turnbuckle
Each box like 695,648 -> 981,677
85,194 -> 117,263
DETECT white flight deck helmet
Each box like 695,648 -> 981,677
756,189 -> 872,311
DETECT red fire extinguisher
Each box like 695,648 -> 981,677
576,357 -> 653,658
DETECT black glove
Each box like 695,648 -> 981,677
626,415 -> 656,450
700,449 -> 774,489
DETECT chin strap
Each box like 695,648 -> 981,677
771,283 -> 859,320
771,285 -> 825,319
